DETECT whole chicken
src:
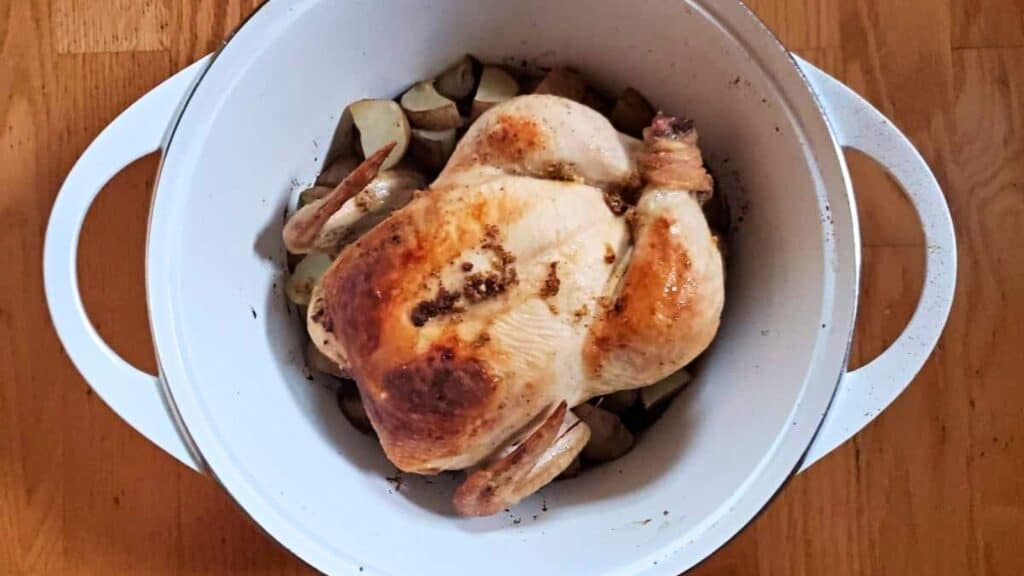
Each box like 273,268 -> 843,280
284,95 -> 724,516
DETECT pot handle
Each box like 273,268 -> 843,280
43,57 -> 213,473
793,57 -> 957,471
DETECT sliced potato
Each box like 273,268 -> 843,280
610,87 -> 656,137
305,339 -> 349,380
533,68 -> 587,102
338,385 -> 373,434
286,252 -> 333,306
316,156 -> 360,187
349,99 -> 410,169
641,369 -> 693,411
400,81 -> 462,130
575,404 -> 635,462
471,66 -> 519,120
409,128 -> 457,173
298,185 -> 332,209
435,55 -> 479,101
599,389 -> 639,414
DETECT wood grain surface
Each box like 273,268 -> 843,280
1,0 -> 1021,574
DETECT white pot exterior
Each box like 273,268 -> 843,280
44,1 -> 957,575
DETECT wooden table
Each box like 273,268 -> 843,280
2,1 -> 1021,574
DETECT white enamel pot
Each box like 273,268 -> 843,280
44,1 -> 957,574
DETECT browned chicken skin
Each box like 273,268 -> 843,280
301,95 -> 724,516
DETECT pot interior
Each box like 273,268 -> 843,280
148,0 -> 854,574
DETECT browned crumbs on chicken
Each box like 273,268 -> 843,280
604,245 -> 617,264
472,332 -> 491,348
540,262 -> 561,298
471,225 -> 519,300
603,190 -> 628,215
483,241 -> 516,268
311,304 -> 334,333
461,261 -> 474,272
354,192 -> 373,213
573,304 -> 590,322
542,161 -> 583,182
410,287 -> 461,327
463,271 -> 512,303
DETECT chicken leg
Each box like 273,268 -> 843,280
584,115 -> 724,390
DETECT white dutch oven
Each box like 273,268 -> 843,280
44,1 -> 957,574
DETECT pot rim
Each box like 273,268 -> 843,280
144,1 -> 861,574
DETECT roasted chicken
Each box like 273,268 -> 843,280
286,95 -> 724,516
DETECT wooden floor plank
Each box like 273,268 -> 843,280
51,0 -> 170,55
948,45 -> 1024,576
1,1 -> 70,572
951,0 -> 1024,49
